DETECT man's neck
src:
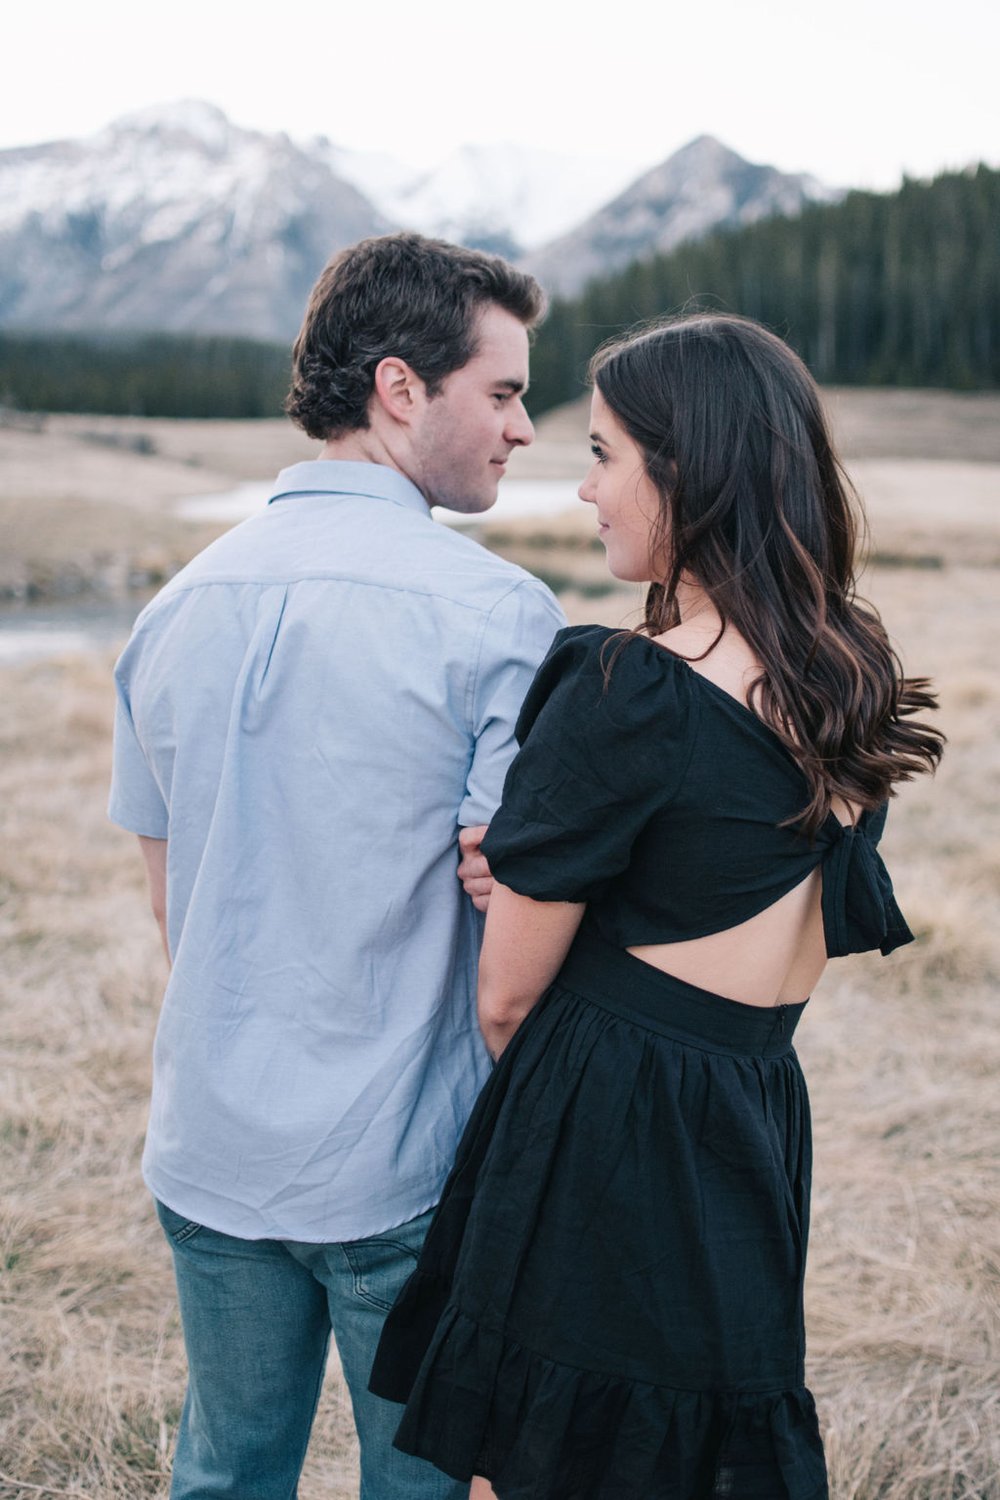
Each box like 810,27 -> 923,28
318,424 -> 427,506
319,430 -> 399,470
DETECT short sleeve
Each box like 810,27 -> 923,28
481,626 -> 694,903
108,657 -> 169,838
459,579 -> 566,826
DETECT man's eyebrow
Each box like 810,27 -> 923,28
495,377 -> 527,394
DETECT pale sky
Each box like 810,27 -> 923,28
6,0 -> 997,189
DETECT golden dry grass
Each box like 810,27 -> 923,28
1,396 -> 999,1498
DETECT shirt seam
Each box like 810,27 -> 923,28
143,570 -> 533,617
465,578 -> 539,734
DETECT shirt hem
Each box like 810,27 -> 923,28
144,1163 -> 449,1244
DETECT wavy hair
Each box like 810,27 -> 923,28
591,314 -> 943,834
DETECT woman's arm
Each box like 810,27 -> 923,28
477,883 -> 585,1058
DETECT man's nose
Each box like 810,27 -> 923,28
505,400 -> 534,448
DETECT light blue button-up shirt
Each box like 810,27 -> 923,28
109,461 -> 564,1241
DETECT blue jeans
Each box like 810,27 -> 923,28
155,1198 -> 464,1500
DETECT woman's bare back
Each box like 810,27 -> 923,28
627,621 -> 860,1008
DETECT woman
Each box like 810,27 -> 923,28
369,314 -> 944,1499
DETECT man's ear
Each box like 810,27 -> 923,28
371,356 -> 426,427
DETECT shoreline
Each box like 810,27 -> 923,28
3,391 -> 1000,607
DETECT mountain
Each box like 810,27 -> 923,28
0,101 -> 390,340
0,107 -> 840,340
520,135 -> 841,298
345,143 -> 643,256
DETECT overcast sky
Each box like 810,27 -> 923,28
6,0 -> 997,189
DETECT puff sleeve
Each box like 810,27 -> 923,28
481,626 -> 695,903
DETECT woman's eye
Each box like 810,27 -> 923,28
590,444 -> 607,465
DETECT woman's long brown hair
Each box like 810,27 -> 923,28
591,315 -> 944,835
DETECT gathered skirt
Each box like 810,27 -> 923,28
369,924 -> 828,1499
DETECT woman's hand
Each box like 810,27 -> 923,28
477,883 -> 585,1058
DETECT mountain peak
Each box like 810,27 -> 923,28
101,99 -> 235,149
669,134 -> 743,167
0,103 -> 389,340
378,140 -> 642,253
520,139 -> 837,297
0,109 -> 838,339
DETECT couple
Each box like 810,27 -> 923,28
110,233 -> 942,1500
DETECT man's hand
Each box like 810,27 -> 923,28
458,824 -> 494,913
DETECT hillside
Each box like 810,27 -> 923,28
527,165 -> 1000,409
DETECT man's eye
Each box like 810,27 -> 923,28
493,393 -> 510,404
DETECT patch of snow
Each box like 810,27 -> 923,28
378,142 -> 643,250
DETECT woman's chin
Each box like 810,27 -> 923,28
605,557 -> 655,585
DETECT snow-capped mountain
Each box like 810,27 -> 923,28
0,105 -> 839,340
521,135 -> 841,298
346,143 -> 644,256
321,142 -> 422,217
0,101 -> 389,339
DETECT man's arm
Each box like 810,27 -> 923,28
138,835 -> 170,964
458,580 -> 565,911
109,657 -> 171,960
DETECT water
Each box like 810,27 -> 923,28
177,477 -> 582,524
0,597 -> 151,663
1,479 -> 584,662
177,482 -> 275,523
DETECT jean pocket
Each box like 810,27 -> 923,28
155,1198 -> 204,1245
342,1234 -> 422,1311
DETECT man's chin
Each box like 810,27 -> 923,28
434,487 -> 499,517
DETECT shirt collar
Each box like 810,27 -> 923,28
268,460 -> 431,516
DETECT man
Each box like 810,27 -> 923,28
109,232 -> 564,1499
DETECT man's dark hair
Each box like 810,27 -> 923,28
285,233 -> 546,440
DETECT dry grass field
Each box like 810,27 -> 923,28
1,392 -> 998,1497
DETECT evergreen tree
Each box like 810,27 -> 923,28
0,333 -> 291,419
527,164 -> 1000,414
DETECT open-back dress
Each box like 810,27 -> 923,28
369,624 -> 913,1500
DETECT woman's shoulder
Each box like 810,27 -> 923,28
515,623 -> 696,751
541,622 -> 618,664
542,622 -> 691,677
544,624 -> 694,693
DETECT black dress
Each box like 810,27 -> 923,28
370,626 -> 912,1500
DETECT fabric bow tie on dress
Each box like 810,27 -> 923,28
820,809 -> 914,957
